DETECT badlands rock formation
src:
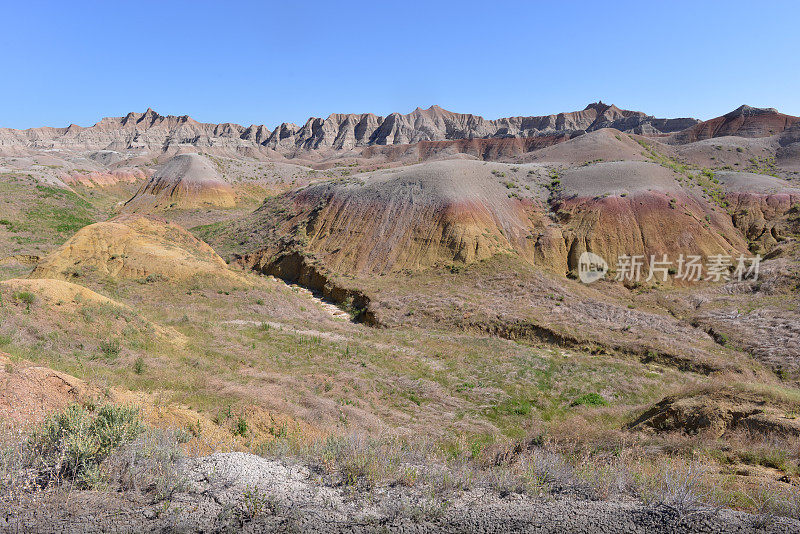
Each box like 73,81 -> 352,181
62,168 -> 149,188
717,171 -> 800,250
777,121 -> 800,171
263,102 -> 697,151
361,134 -> 571,163
0,103 -> 697,156
670,105 -> 800,143
554,161 -> 747,270
221,159 -> 752,277
525,127 -> 649,164
124,153 -> 236,210
31,216 -> 242,283
230,160 -> 547,274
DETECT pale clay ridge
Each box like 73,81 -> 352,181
0,103 -> 699,154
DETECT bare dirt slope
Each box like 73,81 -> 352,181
0,351 -> 95,425
0,277 -> 185,351
31,215 -> 245,284
526,128 -> 649,164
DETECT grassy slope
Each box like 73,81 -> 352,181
1,166 -> 798,515
0,173 -> 144,281
0,270 -> 692,439
0,174 -> 96,257
3,264 -> 798,514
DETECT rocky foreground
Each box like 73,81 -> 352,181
2,452 -> 798,534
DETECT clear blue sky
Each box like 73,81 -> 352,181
2,0 -> 799,129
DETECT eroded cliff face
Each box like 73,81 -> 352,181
707,170 -> 800,253
241,160 -> 546,274
555,191 -> 746,272
728,192 -> 800,250
255,103 -> 696,152
0,103 -> 697,155
214,160 -> 778,280
359,135 -> 573,163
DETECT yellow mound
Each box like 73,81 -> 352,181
31,216 -> 244,284
0,278 -> 185,345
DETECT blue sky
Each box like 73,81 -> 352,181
2,0 -> 798,129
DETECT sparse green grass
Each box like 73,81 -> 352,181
133,356 -> 146,375
0,271 -> 696,443
0,175 -> 100,261
634,140 -> 731,211
98,338 -> 122,359
12,291 -> 35,311
27,403 -> 144,488
748,156 -> 779,177
0,247 -> 796,521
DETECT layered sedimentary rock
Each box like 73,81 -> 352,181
0,103 -> 698,155
238,160 -> 548,274
525,128 -> 650,164
0,108 -> 256,152
124,153 -> 236,210
62,168 -> 149,187
777,122 -> 800,171
554,162 -> 747,271
361,135 -> 572,163
241,103 -> 696,152
670,105 -> 800,143
218,160 -> 754,277
717,171 -> 800,250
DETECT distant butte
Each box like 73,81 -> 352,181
0,103 -> 700,154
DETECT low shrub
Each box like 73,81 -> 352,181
12,291 -> 35,312
98,339 -> 122,359
27,404 -> 144,488
103,428 -> 186,501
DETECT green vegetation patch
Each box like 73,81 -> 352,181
28,404 -> 144,488
570,392 -> 609,407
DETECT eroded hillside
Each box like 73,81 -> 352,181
2,103 -> 800,531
